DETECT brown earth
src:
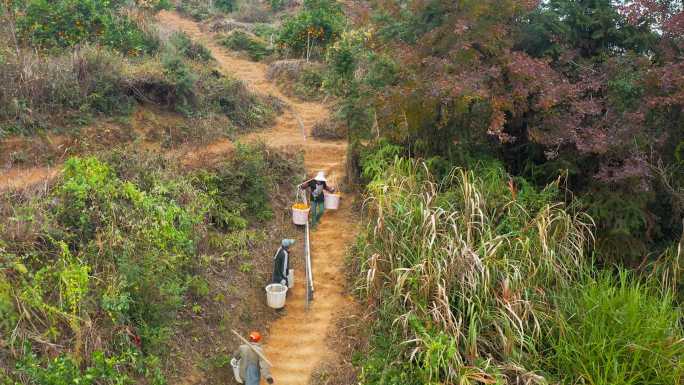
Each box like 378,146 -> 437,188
0,105 -> 226,191
156,10 -> 358,385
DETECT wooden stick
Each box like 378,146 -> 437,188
231,329 -> 274,366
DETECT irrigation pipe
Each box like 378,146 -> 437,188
305,199 -> 314,309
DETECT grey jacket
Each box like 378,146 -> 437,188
233,343 -> 272,382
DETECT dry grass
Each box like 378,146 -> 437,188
266,59 -> 310,81
311,119 -> 346,140
266,59 -> 325,100
209,18 -> 257,33
358,159 -> 594,383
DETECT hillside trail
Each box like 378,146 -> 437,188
157,11 -> 358,385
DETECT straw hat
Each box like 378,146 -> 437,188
314,171 -> 327,182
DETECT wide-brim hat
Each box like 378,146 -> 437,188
314,171 -> 327,182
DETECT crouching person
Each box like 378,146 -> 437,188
233,331 -> 274,385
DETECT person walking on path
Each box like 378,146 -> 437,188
272,239 -> 294,287
299,171 -> 335,229
233,331 -> 274,385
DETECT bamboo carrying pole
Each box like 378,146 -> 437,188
231,329 -> 274,367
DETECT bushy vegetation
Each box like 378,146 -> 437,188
14,0 -> 163,55
173,0 -> 234,21
267,60 -> 325,100
169,31 -> 213,62
355,155 -> 684,384
0,46 -> 133,135
220,30 -> 273,61
0,144 -> 303,383
0,6 -> 278,139
277,0 -> 345,58
328,0 -> 684,264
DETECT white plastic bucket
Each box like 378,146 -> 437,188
231,358 -> 243,384
324,192 -> 340,210
292,205 -> 310,225
265,283 -> 288,309
287,269 -> 294,289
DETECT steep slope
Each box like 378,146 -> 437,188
156,10 -> 357,385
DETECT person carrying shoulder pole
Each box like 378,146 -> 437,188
232,331 -> 274,385
299,171 -> 335,229
272,239 -> 294,287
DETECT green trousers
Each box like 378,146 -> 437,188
311,199 -> 325,228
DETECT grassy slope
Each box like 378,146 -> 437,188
0,143 -> 306,384
0,2 -> 306,383
0,4 -> 280,170
349,152 -> 684,385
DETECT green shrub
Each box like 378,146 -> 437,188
293,66 -> 324,99
220,31 -> 272,61
545,272 -> 684,385
214,0 -> 235,12
277,0 -> 345,57
16,350 -> 133,385
202,76 -> 279,129
191,143 -> 277,229
359,139 -> 402,182
169,31 -> 213,62
174,0 -> 211,20
269,0 -> 295,11
161,50 -> 198,111
0,275 -> 17,335
0,146 -> 303,383
16,0 -> 158,55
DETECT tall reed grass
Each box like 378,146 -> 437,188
358,158 -> 683,384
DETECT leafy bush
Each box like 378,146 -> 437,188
0,46 -> 134,134
269,0 -> 296,11
220,31 -> 272,61
16,350 -> 133,385
161,50 -> 198,110
173,0 -> 211,20
214,0 -> 235,12
232,3 -> 271,23
16,0 -> 159,55
277,0 -> 345,57
0,145 -> 302,382
192,142 -> 302,229
0,154 -> 212,382
266,59 -> 324,100
169,31 -> 213,62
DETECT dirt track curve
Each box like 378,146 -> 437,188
157,11 -> 358,385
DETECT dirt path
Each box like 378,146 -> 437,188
0,167 -> 59,192
157,11 -> 357,385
